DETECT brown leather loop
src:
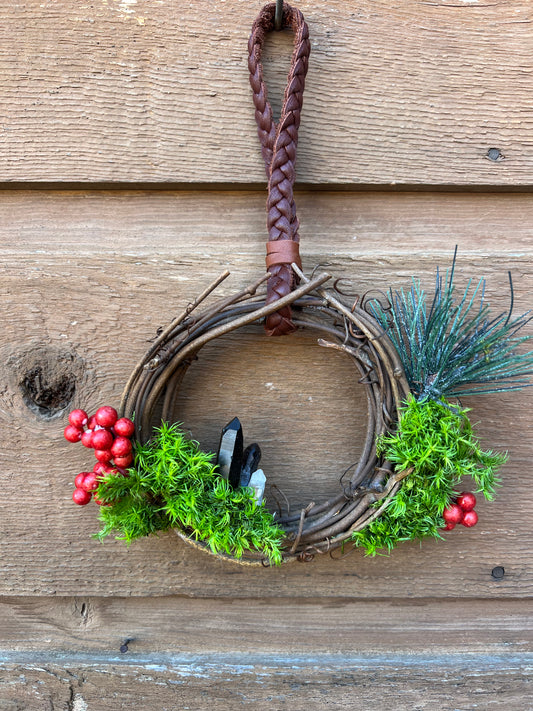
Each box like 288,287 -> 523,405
249,2 -> 310,336
266,240 -> 302,270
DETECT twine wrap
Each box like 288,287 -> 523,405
248,2 -> 310,336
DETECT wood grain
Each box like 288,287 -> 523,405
1,1 -> 533,185
2,595 -> 531,707
2,0 -> 532,698
0,597 -> 531,655
0,189 -> 531,597
1,188 -> 533,253
0,655 -> 531,710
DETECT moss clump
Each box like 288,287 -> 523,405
95,422 -> 285,565
351,398 -> 505,556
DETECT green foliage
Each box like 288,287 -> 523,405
352,398 -> 505,556
95,422 -> 285,565
369,257 -> 533,401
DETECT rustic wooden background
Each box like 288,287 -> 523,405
1,0 -> 532,707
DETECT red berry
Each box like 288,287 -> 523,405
68,409 -> 88,429
114,453 -> 134,468
74,472 -> 88,488
111,436 -> 132,458
87,415 -> 97,430
443,504 -> 464,526
114,417 -> 135,438
91,428 -> 114,451
93,461 -> 107,476
443,522 -> 456,531
462,510 -> 479,528
456,492 -> 477,512
101,463 -> 118,475
94,449 -> 113,463
81,429 -> 95,448
72,488 -> 92,505
93,495 -> 111,507
95,406 -> 118,428
64,425 -> 83,443
81,472 -> 99,492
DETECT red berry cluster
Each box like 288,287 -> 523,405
64,406 -> 135,506
442,492 -> 478,530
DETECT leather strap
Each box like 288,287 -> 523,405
249,2 -> 310,336
266,239 -> 302,270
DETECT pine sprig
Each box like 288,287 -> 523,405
351,398 -> 505,555
368,255 -> 533,401
95,422 -> 285,565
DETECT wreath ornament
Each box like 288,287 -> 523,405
64,2 -> 533,565
119,265 -> 412,564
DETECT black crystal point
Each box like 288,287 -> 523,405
239,443 -> 262,487
217,417 -> 243,489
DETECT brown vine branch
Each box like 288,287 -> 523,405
120,266 -> 411,562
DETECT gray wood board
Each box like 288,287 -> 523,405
0,654 -> 531,710
0,597 -> 531,655
1,1 -> 533,185
0,189 -> 531,597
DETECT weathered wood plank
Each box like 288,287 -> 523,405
1,1 -> 533,185
0,654 -> 531,710
0,597 -> 531,655
0,190 -> 531,597
1,188 -> 533,253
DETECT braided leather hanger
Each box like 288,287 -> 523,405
248,2 -> 310,336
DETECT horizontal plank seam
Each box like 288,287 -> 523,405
0,595 -> 527,603
1,182 -> 533,194
1,651 -> 532,669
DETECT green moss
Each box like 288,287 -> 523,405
351,398 -> 505,556
94,422 -> 285,565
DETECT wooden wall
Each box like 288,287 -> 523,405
1,1 -> 532,707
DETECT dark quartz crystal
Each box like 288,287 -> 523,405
216,417 -> 243,489
239,443 -> 262,487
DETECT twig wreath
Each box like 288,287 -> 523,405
64,2 -> 533,566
